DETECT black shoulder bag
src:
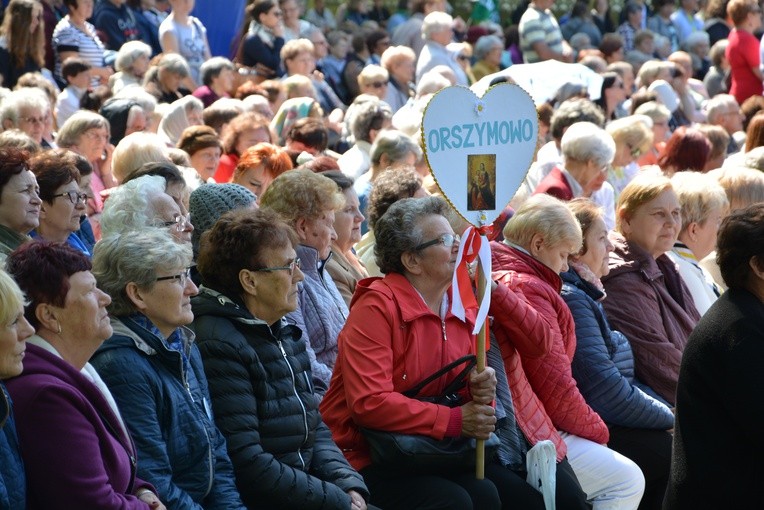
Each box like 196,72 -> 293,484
362,354 -> 500,474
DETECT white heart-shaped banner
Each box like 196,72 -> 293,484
421,83 -> 538,227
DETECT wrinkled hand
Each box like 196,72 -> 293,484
138,491 -> 166,510
468,366 -> 496,405
348,490 -> 367,510
461,400 -> 496,439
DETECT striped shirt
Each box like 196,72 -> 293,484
519,5 -> 563,64
52,17 -> 105,87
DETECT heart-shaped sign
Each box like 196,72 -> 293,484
421,83 -> 538,227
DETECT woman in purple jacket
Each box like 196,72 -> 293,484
4,241 -> 165,510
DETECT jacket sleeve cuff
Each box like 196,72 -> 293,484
445,406 -> 463,437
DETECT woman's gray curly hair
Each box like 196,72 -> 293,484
374,195 -> 449,275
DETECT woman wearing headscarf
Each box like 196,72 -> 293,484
5,241 -> 165,509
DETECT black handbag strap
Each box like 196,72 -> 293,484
403,354 -> 477,400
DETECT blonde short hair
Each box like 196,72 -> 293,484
260,169 -> 345,226
671,171 -> 729,235
707,166 -> 764,211
380,45 -> 416,71
358,64 -> 389,87
280,38 -> 315,62
607,115 -> 654,156
616,171 -> 674,232
112,132 -> 170,182
0,269 -> 26,328
502,194 -> 583,252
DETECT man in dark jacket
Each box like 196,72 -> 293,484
93,0 -> 141,51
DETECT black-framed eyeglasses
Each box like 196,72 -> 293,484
254,258 -> 301,275
156,267 -> 192,286
53,191 -> 88,205
414,233 -> 461,251
161,214 -> 191,232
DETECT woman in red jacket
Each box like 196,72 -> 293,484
492,193 -> 645,510
320,195 -> 581,509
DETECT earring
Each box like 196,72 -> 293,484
56,321 -> 62,335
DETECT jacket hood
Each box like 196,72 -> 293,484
191,286 -> 271,327
95,316 -> 195,356
604,232 -> 664,282
99,98 -> 139,146
491,240 -> 562,292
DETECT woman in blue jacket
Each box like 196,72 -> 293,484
90,228 -> 245,510
0,270 -> 34,510
561,199 -> 673,510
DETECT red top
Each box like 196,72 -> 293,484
213,153 -> 239,183
727,29 -> 763,105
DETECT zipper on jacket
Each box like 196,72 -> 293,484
278,339 -> 308,471
180,355 -> 215,498
441,319 -> 448,342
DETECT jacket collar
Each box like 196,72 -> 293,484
192,286 -> 298,336
297,243 -> 332,277
105,316 -> 195,357
604,232 -> 665,281
561,267 -> 605,301
492,240 -> 563,292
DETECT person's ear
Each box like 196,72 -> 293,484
239,268 -> 258,297
294,216 -> 310,243
125,282 -> 149,313
530,233 -> 545,258
749,255 -> 764,281
686,221 -> 700,242
35,302 -> 59,333
401,250 -> 423,275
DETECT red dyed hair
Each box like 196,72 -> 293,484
6,241 -> 92,329
233,142 -> 293,181
657,126 -> 712,175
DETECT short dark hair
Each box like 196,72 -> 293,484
177,125 -> 223,156
0,147 -> 31,197
124,161 -> 185,187
286,117 -> 328,152
197,208 -> 298,301
7,241 -> 91,329
62,57 -> 91,80
717,203 -> 764,290
320,170 -> 353,192
367,166 -> 422,231
29,150 -> 81,203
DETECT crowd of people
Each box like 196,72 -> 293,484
0,0 -> 762,508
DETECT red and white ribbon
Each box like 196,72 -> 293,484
451,225 -> 492,335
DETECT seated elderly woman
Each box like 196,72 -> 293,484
635,101 -> 673,167
101,175 -> 193,244
380,45 -> 416,114
121,161 -> 191,218
534,121 -> 616,202
143,53 -> 193,105
56,111 -> 115,211
657,126 -> 712,175
492,194 -> 645,509
0,88 -> 49,147
561,198 -> 674,510
29,151 -> 90,255
606,115 -> 654,199
357,64 -> 389,100
355,129 -> 422,234
90,229 -> 245,510
109,40 -> 152,94
260,170 -> 347,395
602,172 -> 701,406
0,269 -> 34,509
231,142 -> 293,200
213,112 -> 273,183
4,242 -> 165,509
322,171 -> 368,306
416,12 -> 469,86
0,148 -> 40,260
666,203 -> 764,508
668,172 -> 729,315
320,195 -> 570,509
177,125 -> 223,182
192,208 -> 370,509
356,166 -> 427,276
471,35 -> 504,82
111,132 -> 171,184
158,96 -> 204,147
338,98 -> 393,179
701,166 -> 764,290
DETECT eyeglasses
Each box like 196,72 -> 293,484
369,81 -> 387,88
254,258 -> 301,275
626,142 -> 642,158
84,130 -> 109,142
457,55 -> 470,61
271,9 -> 283,16
414,233 -> 461,251
20,115 -> 46,125
156,267 -> 192,286
161,213 -> 191,232
53,191 -> 88,205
